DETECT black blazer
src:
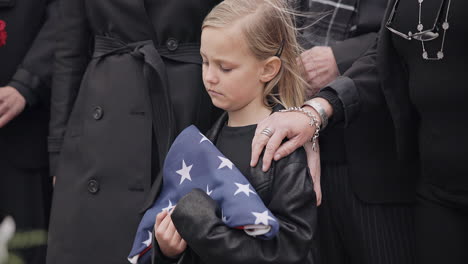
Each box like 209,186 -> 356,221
0,0 -> 58,169
323,0 -> 418,204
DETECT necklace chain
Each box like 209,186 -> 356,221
418,0 -> 452,60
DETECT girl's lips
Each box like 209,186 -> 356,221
208,89 -> 223,96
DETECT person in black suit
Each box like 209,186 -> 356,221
252,0 -> 467,263
0,0 -> 58,263
291,1 -> 415,264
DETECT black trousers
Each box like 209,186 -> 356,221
318,163 -> 415,264
0,161 -> 52,264
415,183 -> 468,264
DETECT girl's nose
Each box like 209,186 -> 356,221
203,66 -> 219,84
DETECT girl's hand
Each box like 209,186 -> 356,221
154,210 -> 187,258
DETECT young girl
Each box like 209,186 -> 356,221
153,0 -> 318,263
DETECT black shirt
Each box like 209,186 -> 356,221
215,124 -> 257,178
391,0 -> 468,192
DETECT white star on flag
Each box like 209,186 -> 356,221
176,160 -> 193,185
142,231 -> 152,247
234,183 -> 256,197
199,133 -> 210,143
218,156 -> 233,170
252,210 -> 276,226
206,185 -> 213,196
128,255 -> 139,264
162,200 -> 175,212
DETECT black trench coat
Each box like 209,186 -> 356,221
47,1 -> 221,263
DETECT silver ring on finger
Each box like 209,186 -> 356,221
261,127 -> 274,138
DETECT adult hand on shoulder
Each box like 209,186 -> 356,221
154,210 -> 187,258
301,46 -> 339,97
251,111 -> 316,172
0,86 -> 26,128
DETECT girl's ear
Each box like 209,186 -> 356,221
260,57 -> 282,83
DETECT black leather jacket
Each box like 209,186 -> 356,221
153,112 -> 318,264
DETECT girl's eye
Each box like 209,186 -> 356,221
220,65 -> 232,72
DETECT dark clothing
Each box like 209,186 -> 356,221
0,161 -> 51,264
390,0 -> 468,193
316,1 -> 417,204
0,1 -> 58,263
302,0 -> 404,204
322,0 -> 468,202
46,1 -> 221,263
322,0 -> 467,262
301,1 -> 415,263
319,164 -> 414,264
299,0 -> 387,73
216,124 -> 257,178
0,0 -> 57,169
414,184 -> 468,264
153,112 -> 318,264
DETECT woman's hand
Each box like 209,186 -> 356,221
154,210 -> 187,258
251,98 -> 333,172
251,111 -> 315,172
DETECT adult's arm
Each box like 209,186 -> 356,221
0,0 -> 60,127
48,0 -> 91,175
7,0 -> 60,107
251,38 -> 380,169
331,32 -> 378,74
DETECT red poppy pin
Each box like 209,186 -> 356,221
0,20 -> 7,47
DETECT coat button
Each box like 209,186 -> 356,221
87,179 -> 99,194
93,106 -> 103,120
166,38 -> 178,51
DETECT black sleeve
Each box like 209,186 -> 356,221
170,158 -> 317,264
330,32 -> 378,74
47,0 -> 91,175
7,0 -> 59,107
315,38 -> 379,127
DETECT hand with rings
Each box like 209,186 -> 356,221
250,110 -> 323,206
250,111 -> 315,172
261,127 -> 274,138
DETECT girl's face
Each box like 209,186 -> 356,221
200,24 -> 267,114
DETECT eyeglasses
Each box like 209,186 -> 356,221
385,0 -> 446,42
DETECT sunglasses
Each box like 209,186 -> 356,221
385,0 -> 446,42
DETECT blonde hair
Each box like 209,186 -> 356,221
202,0 -> 307,108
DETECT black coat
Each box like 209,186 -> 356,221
0,0 -> 57,169
322,0 -> 418,203
152,112 -> 318,264
47,1 -> 221,263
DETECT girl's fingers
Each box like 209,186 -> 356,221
177,239 -> 187,252
164,215 -> 177,240
155,210 -> 168,229
170,227 -> 182,247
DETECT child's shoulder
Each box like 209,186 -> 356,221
274,145 -> 308,169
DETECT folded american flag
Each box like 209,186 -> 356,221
128,125 -> 279,263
